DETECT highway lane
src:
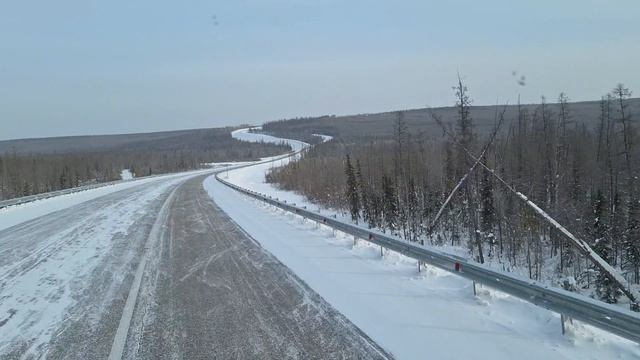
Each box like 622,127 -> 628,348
0,172 -> 389,359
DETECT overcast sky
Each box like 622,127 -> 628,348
1,0 -> 638,140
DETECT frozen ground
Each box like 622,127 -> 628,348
214,128 -> 640,359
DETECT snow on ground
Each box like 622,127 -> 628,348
213,129 -> 640,359
231,127 -> 307,153
228,128 -> 311,204
120,169 -> 134,180
312,133 -> 333,143
0,169 -> 213,232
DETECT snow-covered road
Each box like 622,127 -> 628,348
0,163 -> 387,359
0,172 -> 202,357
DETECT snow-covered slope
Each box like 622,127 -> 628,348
212,129 -> 640,359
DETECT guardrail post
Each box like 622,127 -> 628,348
561,314 -> 566,335
473,281 -> 477,296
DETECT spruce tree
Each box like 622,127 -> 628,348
480,166 -> 495,243
592,189 -> 622,303
344,154 -> 360,223
382,174 -> 398,233
406,178 -> 419,242
624,196 -> 640,284
355,159 -> 371,226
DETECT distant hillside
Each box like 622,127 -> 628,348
0,126 -> 253,155
262,98 -> 640,140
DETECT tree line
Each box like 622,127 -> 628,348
266,83 -> 639,304
0,131 -> 289,201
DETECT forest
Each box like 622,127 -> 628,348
0,128 -> 290,201
265,82 -> 639,305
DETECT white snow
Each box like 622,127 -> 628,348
120,169 -> 134,180
231,127 -> 307,153
312,133 -> 333,143
210,129 -> 640,359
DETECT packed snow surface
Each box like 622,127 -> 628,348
215,128 -> 640,359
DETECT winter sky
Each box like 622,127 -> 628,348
1,0 -> 638,140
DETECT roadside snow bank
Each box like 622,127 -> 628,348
212,128 -> 640,359
204,176 -> 640,359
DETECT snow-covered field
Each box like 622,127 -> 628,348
207,128 -> 640,359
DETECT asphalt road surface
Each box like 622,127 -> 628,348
0,173 -> 390,359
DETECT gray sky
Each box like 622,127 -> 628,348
1,0 -> 639,140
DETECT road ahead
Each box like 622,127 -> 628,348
0,173 -> 390,359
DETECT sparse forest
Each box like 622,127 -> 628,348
266,83 -> 640,304
0,129 -> 290,200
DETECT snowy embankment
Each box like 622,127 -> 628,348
204,128 -> 640,360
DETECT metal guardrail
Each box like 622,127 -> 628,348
0,167 -> 226,210
0,179 -> 129,209
214,158 -> 640,344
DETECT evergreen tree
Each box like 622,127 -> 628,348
592,189 -> 622,303
344,154 -> 360,223
369,191 -> 382,229
480,166 -> 496,247
382,174 -> 398,232
406,178 -> 420,242
624,195 -> 640,283
355,159 -> 371,226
